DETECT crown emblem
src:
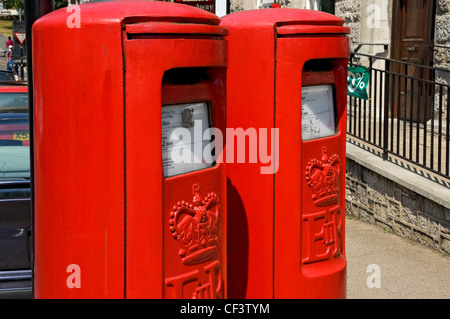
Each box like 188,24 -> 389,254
169,184 -> 220,266
305,147 -> 340,207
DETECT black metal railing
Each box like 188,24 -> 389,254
347,52 -> 450,179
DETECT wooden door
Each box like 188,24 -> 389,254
391,0 -> 435,123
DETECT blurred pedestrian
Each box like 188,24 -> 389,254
5,37 -> 12,50
6,45 -> 12,62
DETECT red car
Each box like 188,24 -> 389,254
0,84 -> 31,298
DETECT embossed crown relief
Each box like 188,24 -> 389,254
303,147 -> 343,264
165,184 -> 223,299
169,183 -> 220,266
305,147 -> 340,207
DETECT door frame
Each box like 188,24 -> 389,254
390,0 -> 436,122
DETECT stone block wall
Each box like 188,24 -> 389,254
334,0 -> 360,48
345,158 -> 450,255
435,0 -> 450,72
435,0 -> 450,123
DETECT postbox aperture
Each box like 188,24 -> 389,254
161,67 -> 219,178
160,66 -> 227,298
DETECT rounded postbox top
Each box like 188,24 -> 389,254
221,8 -> 345,27
34,0 -> 221,27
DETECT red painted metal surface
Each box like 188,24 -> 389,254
125,33 -> 227,298
33,0 -> 226,299
221,8 -> 350,299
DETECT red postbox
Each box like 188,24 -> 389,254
33,1 -> 227,299
222,9 -> 349,298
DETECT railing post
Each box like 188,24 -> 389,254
368,56 -> 373,142
446,86 -> 450,177
402,63 -> 407,157
383,60 -> 390,161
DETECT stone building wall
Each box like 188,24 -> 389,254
435,0 -> 450,72
435,0 -> 450,123
434,0 -> 450,125
334,0 -> 360,50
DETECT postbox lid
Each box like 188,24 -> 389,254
35,0 -> 222,28
221,8 -> 349,35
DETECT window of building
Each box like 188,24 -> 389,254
321,0 -> 335,14
306,0 -> 335,15
305,0 -> 320,10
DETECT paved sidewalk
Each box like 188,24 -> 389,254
346,217 -> 450,299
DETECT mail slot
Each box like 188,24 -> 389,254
33,1 -> 227,299
222,9 -> 349,299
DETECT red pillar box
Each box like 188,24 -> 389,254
222,9 -> 349,299
33,1 -> 227,299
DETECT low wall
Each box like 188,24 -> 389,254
345,141 -> 450,255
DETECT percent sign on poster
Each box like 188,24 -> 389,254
347,66 -> 369,100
